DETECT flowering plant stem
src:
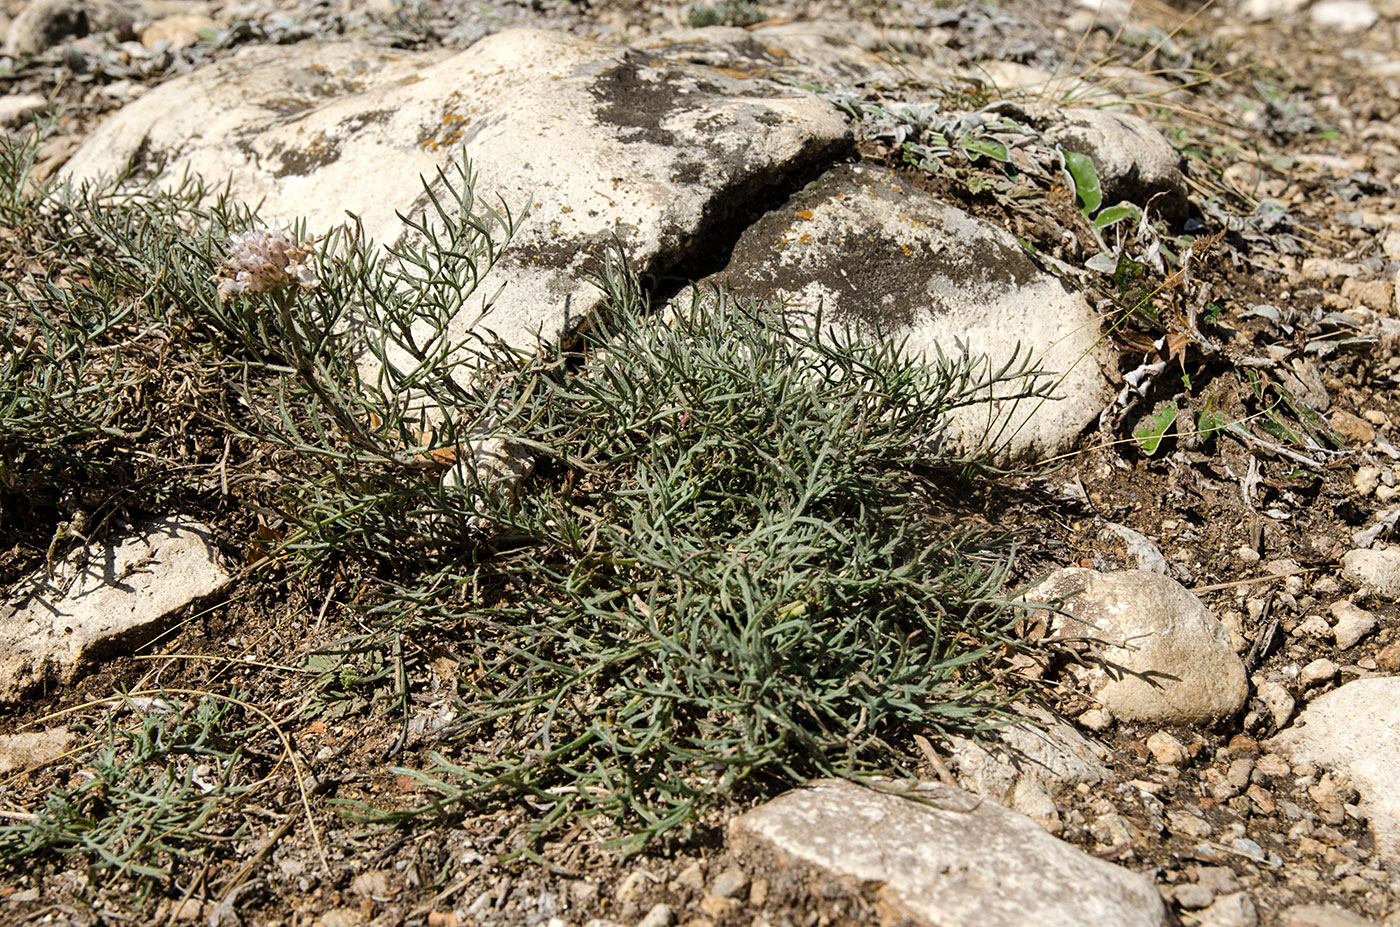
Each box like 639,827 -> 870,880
271,288 -> 377,457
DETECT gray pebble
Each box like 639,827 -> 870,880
635,902 -> 673,927
1172,883 -> 1216,909
710,866 -> 748,900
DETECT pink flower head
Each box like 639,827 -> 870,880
213,223 -> 320,301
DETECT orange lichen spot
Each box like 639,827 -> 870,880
421,110 -> 471,150
795,209 -> 813,220
711,66 -> 762,80
799,233 -> 811,244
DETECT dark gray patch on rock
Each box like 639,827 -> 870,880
260,95 -> 322,118
338,108 -> 392,136
588,53 -> 714,148
268,110 -> 392,178
713,164 -> 1039,331
271,134 -> 340,177
695,161 -> 1113,461
670,158 -> 707,186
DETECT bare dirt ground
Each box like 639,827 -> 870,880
3,0 -> 1400,925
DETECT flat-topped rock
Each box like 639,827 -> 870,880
63,28 -> 851,352
0,517 -> 231,702
730,778 -> 1168,927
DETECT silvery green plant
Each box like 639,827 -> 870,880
188,154 -> 538,560
0,121 -> 531,560
1,127 -> 226,528
0,695 -> 255,885
3,122 -> 1053,859
338,253 -> 1054,851
684,0 -> 763,27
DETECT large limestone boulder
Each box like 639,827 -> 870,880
1032,568 -> 1248,724
1267,678 -> 1400,861
702,162 -> 1115,461
0,517 -> 231,702
730,778 -> 1168,927
62,29 -> 852,352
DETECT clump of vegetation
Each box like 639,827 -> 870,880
0,119 -> 1047,881
347,262 -> 1050,849
0,694 -> 263,891
684,0 -> 764,28
0,129 -> 230,536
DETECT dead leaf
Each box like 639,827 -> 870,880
247,518 -> 285,566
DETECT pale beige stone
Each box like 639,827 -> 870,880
1341,547 -> 1400,599
1033,569 -> 1247,724
730,779 -> 1168,927
0,728 -> 75,775
139,12 -> 217,49
1269,679 -> 1400,861
1146,731 -> 1188,766
1330,600 -> 1378,650
0,517 -> 231,701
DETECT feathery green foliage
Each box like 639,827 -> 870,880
1,124 -> 1047,863
0,695 -> 254,886
333,257 -> 1050,849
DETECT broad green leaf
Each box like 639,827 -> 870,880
1093,203 -> 1141,230
964,176 -> 995,195
961,136 -> 1010,163
1085,251 -> 1119,274
1133,401 -> 1178,455
1063,150 -> 1102,215
1197,407 -> 1228,441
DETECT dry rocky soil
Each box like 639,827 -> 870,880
4,0 -> 1400,925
